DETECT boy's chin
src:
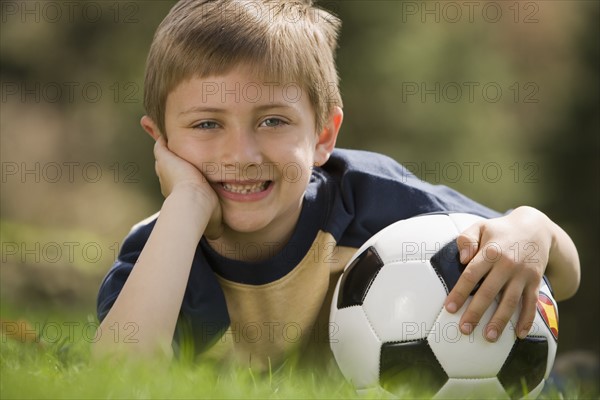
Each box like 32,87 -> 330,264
221,214 -> 271,235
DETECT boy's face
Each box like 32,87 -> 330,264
159,66 -> 341,239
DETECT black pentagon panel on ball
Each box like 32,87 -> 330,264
380,339 -> 448,397
337,246 -> 384,309
498,337 -> 548,400
430,239 -> 482,295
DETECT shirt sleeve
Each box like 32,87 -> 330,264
323,149 -> 503,248
96,217 -> 157,322
95,215 -> 231,353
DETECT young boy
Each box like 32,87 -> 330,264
94,0 -> 580,370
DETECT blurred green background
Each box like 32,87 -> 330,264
1,0 -> 598,363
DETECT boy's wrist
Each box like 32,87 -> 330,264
165,184 -> 218,218
512,205 -> 561,274
518,205 -> 556,243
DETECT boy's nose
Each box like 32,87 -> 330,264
221,129 -> 263,167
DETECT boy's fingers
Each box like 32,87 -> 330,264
153,138 -> 163,161
456,222 -> 483,264
457,260 -> 507,334
516,287 -> 539,339
154,136 -> 184,170
484,281 -> 524,342
445,249 -> 492,313
154,161 -> 160,179
153,135 -> 168,158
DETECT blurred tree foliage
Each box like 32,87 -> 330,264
1,0 -> 598,355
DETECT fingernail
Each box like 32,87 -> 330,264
459,249 -> 468,263
461,323 -> 473,335
487,328 -> 498,341
446,302 -> 457,313
519,329 -> 529,339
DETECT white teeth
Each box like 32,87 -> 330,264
222,181 -> 268,194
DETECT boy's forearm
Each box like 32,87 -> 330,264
545,214 -> 581,301
92,188 -> 210,359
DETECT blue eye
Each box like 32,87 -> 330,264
194,121 -> 219,130
261,118 -> 286,128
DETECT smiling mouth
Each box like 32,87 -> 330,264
221,181 -> 272,194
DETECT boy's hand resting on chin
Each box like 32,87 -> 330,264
153,135 -> 223,240
445,206 -> 580,342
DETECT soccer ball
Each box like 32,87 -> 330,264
330,213 -> 559,399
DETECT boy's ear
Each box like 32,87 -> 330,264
314,106 -> 343,166
140,115 -> 162,141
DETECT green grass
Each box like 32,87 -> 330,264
0,307 -> 593,399
0,306 -> 362,400
0,336 -> 359,399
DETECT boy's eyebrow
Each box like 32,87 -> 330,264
179,103 -> 297,116
253,103 -> 297,112
179,106 -> 225,116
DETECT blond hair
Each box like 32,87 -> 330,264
144,0 -> 342,135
